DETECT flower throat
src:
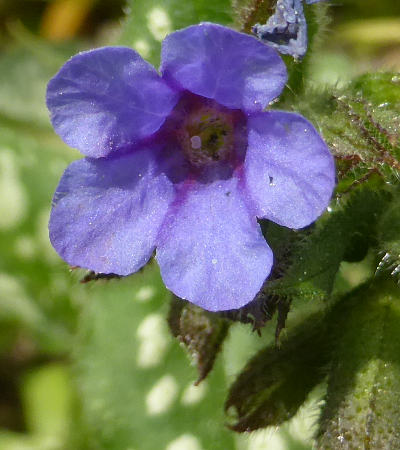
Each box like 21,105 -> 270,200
178,105 -> 235,167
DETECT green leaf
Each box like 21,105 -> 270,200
318,277 -> 400,448
295,72 -> 400,187
351,72 -> 400,107
0,34 -> 81,129
0,49 -> 50,127
21,364 -> 74,439
74,266 -> 235,450
376,194 -> 400,279
225,309 -> 329,432
267,188 -> 391,302
119,0 -> 232,66
0,118 -> 79,354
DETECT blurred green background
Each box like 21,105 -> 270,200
0,0 -> 399,449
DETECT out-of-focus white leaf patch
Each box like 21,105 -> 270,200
146,374 -> 179,415
136,313 -> 170,368
166,434 -> 203,450
0,149 -> 28,229
147,6 -> 172,41
180,381 -> 208,406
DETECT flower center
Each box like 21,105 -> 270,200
178,106 -> 235,167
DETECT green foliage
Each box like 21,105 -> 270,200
294,72 -> 400,190
226,275 -> 400,440
0,48 -> 53,128
0,0 -> 400,448
266,188 -> 391,302
226,308 -> 329,432
0,44 -> 82,356
376,195 -> 400,280
75,266 -> 235,450
378,196 -> 400,257
351,72 -> 400,107
21,364 -> 74,439
318,278 -> 400,448
0,43 -> 83,449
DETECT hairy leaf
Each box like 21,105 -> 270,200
376,195 -> 400,279
296,73 -> 400,188
225,308 -> 329,432
351,72 -> 400,108
318,277 -> 400,448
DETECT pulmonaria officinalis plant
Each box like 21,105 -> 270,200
47,22 -> 335,312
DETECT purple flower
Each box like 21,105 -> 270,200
47,23 -> 335,312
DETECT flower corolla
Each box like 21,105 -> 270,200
47,23 -> 335,311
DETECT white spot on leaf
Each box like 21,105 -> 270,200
181,381 -> 207,406
0,273 -> 42,325
146,374 -> 178,416
0,150 -> 27,229
166,434 -> 203,450
136,313 -> 169,368
135,286 -> 155,303
133,39 -> 151,58
147,7 -> 172,41
14,235 -> 36,259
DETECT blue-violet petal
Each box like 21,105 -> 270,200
49,145 -> 175,275
47,47 -> 179,158
156,176 -> 273,311
244,111 -> 335,228
161,23 -> 287,113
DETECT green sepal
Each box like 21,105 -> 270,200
168,296 -> 230,384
